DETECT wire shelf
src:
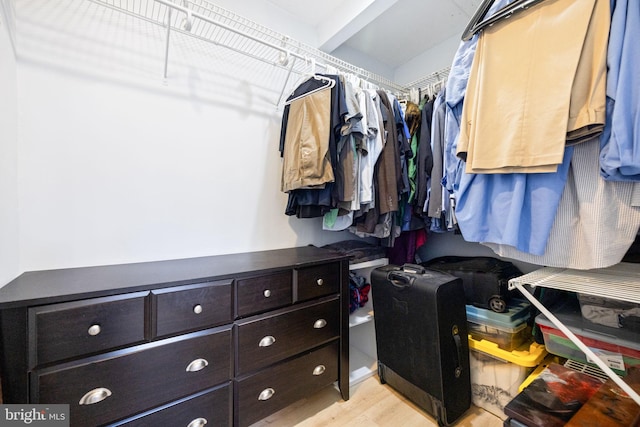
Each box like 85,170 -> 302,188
508,262 -> 640,304
91,0 -> 407,93
405,65 -> 450,91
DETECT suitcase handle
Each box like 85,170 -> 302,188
387,271 -> 413,288
452,325 -> 463,379
386,264 -> 426,288
401,264 -> 426,274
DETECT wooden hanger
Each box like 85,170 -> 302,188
461,0 -> 547,41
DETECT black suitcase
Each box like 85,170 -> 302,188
422,256 -> 523,313
371,264 -> 471,426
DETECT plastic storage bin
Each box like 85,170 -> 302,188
577,293 -> 640,332
466,299 -> 532,351
468,336 -> 547,420
536,303 -> 640,375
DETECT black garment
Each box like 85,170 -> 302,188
392,98 -> 411,197
376,90 -> 401,215
416,98 -> 435,212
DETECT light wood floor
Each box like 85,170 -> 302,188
251,376 -> 503,427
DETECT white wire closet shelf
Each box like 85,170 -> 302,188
508,262 -> 640,304
508,262 -> 640,406
91,0 -> 408,97
406,66 -> 451,93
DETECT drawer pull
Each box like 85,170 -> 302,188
259,335 -> 276,347
193,304 -> 203,314
263,289 -> 271,298
87,324 -> 101,336
187,418 -> 207,427
258,387 -> 275,401
316,278 -> 324,286
185,358 -> 209,372
313,319 -> 327,329
79,387 -> 112,405
313,364 -> 326,376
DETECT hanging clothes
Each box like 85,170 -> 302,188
415,96 -> 434,215
281,74 -> 348,218
375,90 -> 401,215
599,0 -> 640,181
280,86 -> 333,192
457,0 -> 609,174
443,0 -> 575,256
358,89 -> 385,210
427,89 -> 447,223
483,138 -> 640,269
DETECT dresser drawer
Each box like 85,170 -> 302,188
114,384 -> 232,427
29,292 -> 149,368
32,326 -> 232,427
236,271 -> 292,318
295,263 -> 340,302
236,341 -> 339,427
236,297 -> 339,375
152,280 -> 232,338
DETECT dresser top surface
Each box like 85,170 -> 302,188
0,246 -> 348,309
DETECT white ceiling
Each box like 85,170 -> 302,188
267,0 -> 483,71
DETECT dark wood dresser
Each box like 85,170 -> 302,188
0,246 -> 350,427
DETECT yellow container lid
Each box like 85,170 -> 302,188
518,354 -> 565,392
468,335 -> 547,367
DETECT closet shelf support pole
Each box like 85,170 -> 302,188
163,6 -> 172,81
512,282 -> 640,406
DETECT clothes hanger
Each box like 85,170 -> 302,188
461,0 -> 547,41
284,58 -> 336,105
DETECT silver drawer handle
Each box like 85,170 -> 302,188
187,418 -> 207,427
87,324 -> 101,336
313,319 -> 327,329
185,358 -> 209,372
313,365 -> 326,376
263,289 -> 271,298
259,335 -> 276,347
79,387 -> 112,405
316,278 -> 324,286
193,304 -> 203,314
258,388 -> 275,401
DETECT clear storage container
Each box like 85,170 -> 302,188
466,299 -> 532,351
536,302 -> 640,375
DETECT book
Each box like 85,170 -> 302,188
503,363 -> 603,427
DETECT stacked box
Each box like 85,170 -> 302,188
467,300 -> 546,420
466,299 -> 532,351
469,339 -> 547,420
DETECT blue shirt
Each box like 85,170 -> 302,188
599,0 -> 640,181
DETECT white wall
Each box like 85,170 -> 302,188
394,33 -> 461,85
13,0 -> 351,273
0,0 -> 19,287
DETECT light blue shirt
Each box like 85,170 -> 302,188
599,0 -> 640,181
